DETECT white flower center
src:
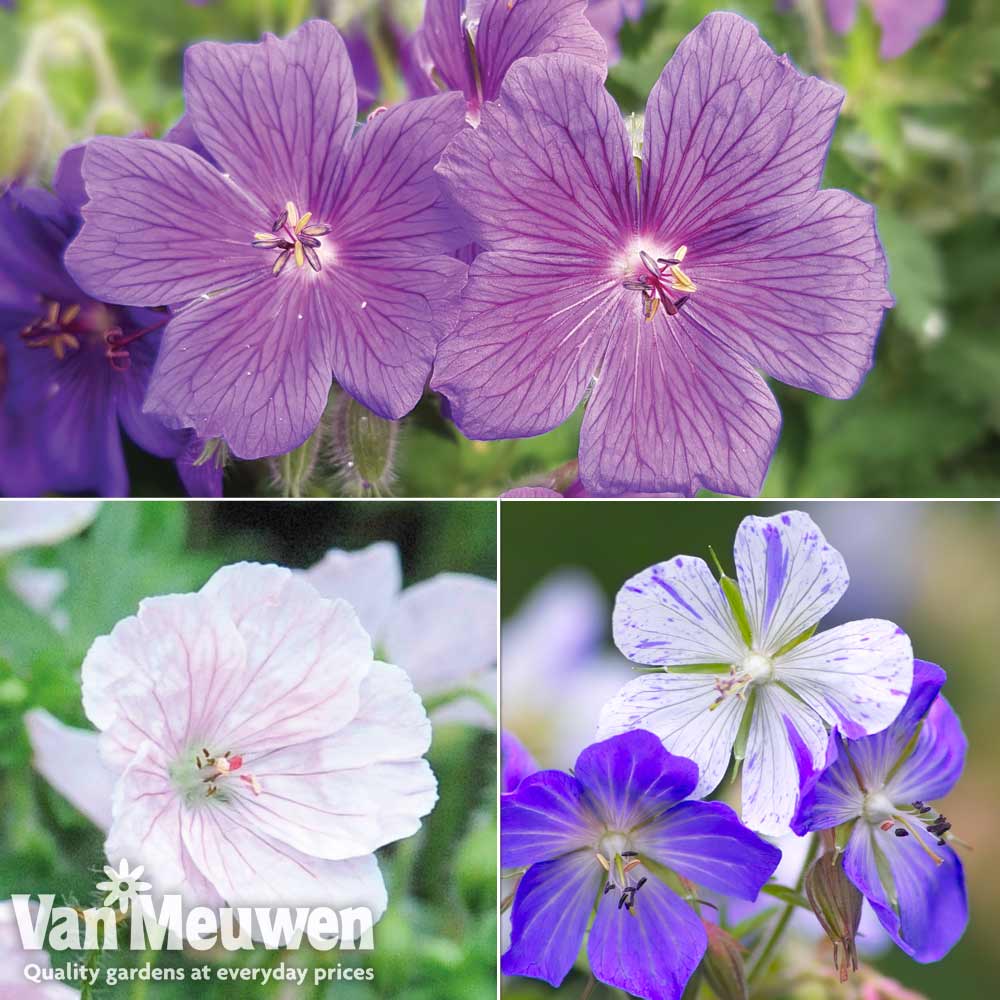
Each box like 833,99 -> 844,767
598,831 -> 630,858
862,790 -> 896,826
741,653 -> 774,682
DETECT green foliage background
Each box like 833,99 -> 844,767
0,500 -> 497,998
2,0 -> 997,497
501,499 -> 1000,1000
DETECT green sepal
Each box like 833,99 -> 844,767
732,689 -> 757,764
774,623 -> 818,657
760,884 -> 811,911
872,839 -> 898,908
834,818 -> 858,857
719,574 -> 753,647
667,663 -> 731,674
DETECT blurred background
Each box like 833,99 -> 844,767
2,0 -> 997,497
501,500 -> 999,999
0,499 -> 497,999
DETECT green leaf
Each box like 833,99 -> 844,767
760,884 -> 811,911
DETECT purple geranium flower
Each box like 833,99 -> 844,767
0,150 -> 219,498
65,21 -> 468,460
585,0 -> 644,62
792,659 -> 968,961
433,13 -> 893,496
502,729 -> 781,998
601,510 -> 913,834
824,0 -> 945,59
410,0 -> 607,118
501,729 -> 538,792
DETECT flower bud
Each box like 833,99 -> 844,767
269,427 -> 323,498
327,393 -> 399,496
0,82 -> 51,181
700,921 -> 748,1000
804,852 -> 863,983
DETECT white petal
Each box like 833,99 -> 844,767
81,591 -> 248,768
596,672 -> 745,799
182,808 -> 387,924
199,563 -> 372,754
0,500 -> 101,555
24,709 -> 115,831
6,567 -> 69,630
776,620 -> 913,739
106,746 -> 224,908
234,662 -> 437,859
734,511 -> 848,654
742,685 -> 828,836
613,557 -> 746,667
383,573 -> 497,701
300,542 -> 402,639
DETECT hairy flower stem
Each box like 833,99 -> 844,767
748,834 -> 820,983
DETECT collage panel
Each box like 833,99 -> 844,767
0,499 -> 498,998
500,500 -> 998,1000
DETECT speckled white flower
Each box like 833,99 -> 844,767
600,511 -> 913,836
302,542 -> 497,727
27,562 -> 437,923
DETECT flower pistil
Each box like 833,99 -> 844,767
622,246 -> 698,320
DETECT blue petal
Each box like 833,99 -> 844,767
633,800 -> 781,901
845,820 -> 967,962
588,872 -> 706,1000
791,730 -> 860,835
502,851 -> 598,988
501,769 -> 597,868
573,730 -> 699,830
885,689 -> 966,805
501,729 -> 539,794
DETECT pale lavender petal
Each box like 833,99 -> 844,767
501,486 -> 562,497
743,683 -> 829,835
641,13 -> 844,249
183,20 -> 355,211
418,0 -> 478,100
144,277 -> 333,460
733,510 -> 849,653
431,251 -> 616,439
690,191 -> 892,398
612,555 -> 746,667
318,252 -> 466,422
501,852 -> 598,987
25,709 -> 115,830
596,673 -> 745,800
65,136 -> 265,307
588,872 -> 706,1000
436,54 -> 637,255
871,0 -> 946,59
824,0 -> 859,34
776,619 -> 913,738
301,541 -> 402,639
578,305 -> 781,495
475,0 -> 608,103
322,92 -> 467,255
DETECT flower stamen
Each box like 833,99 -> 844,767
623,245 -> 697,322
253,201 -> 327,275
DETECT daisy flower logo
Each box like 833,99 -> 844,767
95,860 -> 151,914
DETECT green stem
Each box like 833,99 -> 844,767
422,685 -> 496,718
79,946 -> 102,1000
132,947 -> 156,1000
748,835 -> 819,983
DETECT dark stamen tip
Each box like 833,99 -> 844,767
638,250 -> 660,275
675,296 -> 690,311
621,851 -> 638,858
894,828 -> 909,837
271,209 -> 288,233
298,235 -> 321,248
657,257 -> 681,266
303,244 -> 322,273
635,877 -> 647,891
